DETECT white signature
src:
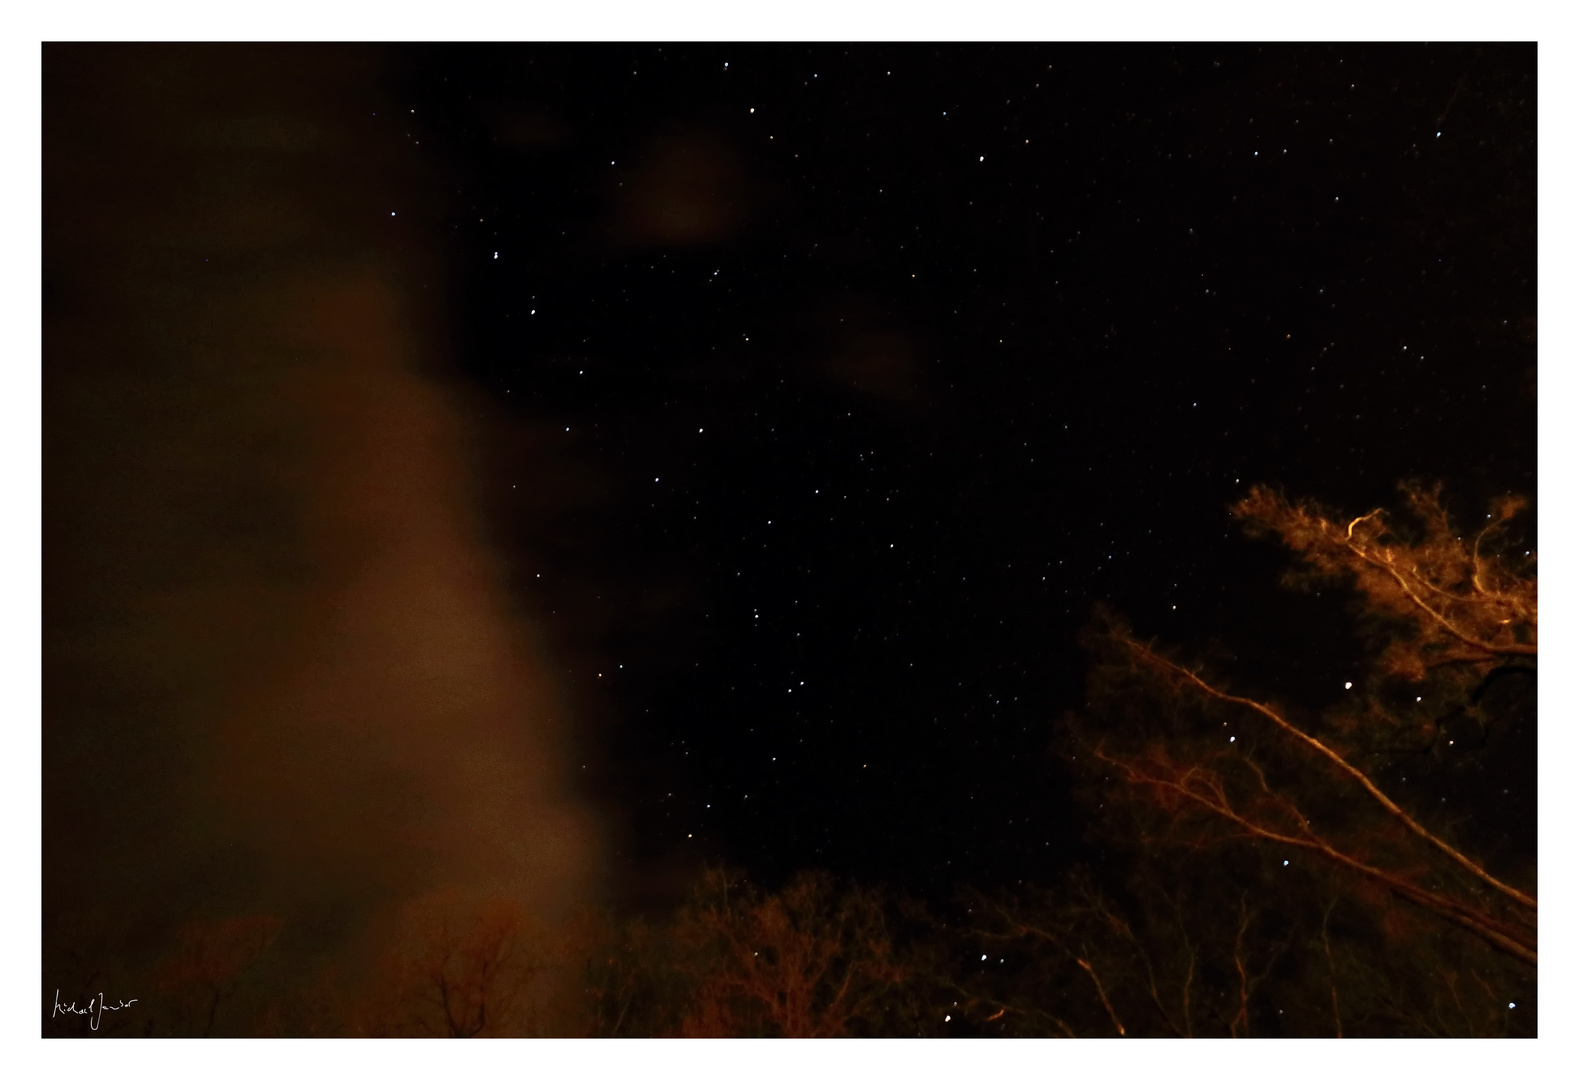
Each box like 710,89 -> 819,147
53,989 -> 137,1031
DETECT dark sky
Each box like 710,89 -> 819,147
385,43 -> 1535,902
43,45 -> 1536,1013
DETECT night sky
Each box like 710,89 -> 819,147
43,42 -> 1536,1017
387,43 -> 1535,902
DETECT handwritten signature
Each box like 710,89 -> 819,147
53,990 -> 137,1031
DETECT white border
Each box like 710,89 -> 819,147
7,4 -> 1571,1074
10,2 -> 1562,42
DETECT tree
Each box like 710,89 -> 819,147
670,869 -> 912,1037
151,913 -> 284,1037
350,893 -> 546,1037
1035,483 -> 1535,1035
581,868 -> 917,1037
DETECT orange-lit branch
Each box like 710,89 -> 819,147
1345,538 -> 1536,658
1090,744 -> 1537,967
1119,635 -> 1537,914
1230,896 -> 1251,1038
973,893 -> 1185,1037
1239,485 -> 1536,660
1075,957 -> 1126,1036
947,982 -> 1076,1038
1078,883 -> 1189,1037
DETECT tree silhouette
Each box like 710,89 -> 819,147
580,868 -> 917,1037
151,913 -> 284,1036
671,869 -> 911,1037
352,894 -> 545,1037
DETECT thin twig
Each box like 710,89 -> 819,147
1230,895 -> 1251,1038
1321,899 -> 1343,1038
1075,957 -> 1126,1037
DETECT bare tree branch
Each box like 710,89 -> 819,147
1118,634 -> 1536,913
1089,743 -> 1536,966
